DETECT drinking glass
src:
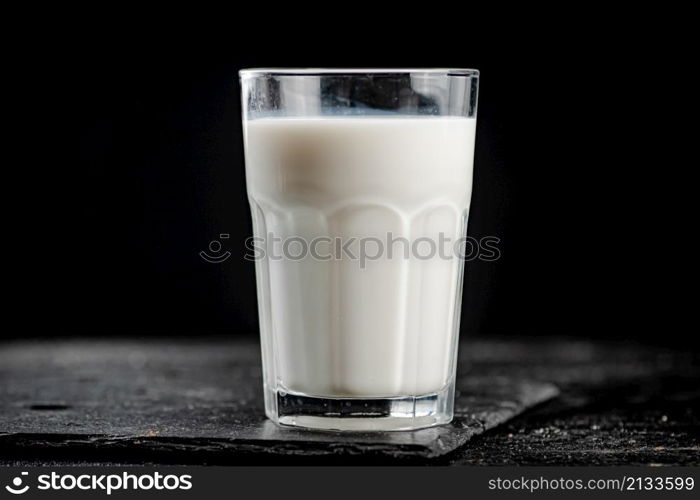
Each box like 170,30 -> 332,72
240,69 -> 479,431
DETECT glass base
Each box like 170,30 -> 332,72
265,384 -> 454,431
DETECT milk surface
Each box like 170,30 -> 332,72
244,116 -> 476,397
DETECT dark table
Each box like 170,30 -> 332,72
0,338 -> 698,465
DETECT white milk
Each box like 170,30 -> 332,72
244,116 -> 476,398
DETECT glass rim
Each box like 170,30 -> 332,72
239,68 -> 479,78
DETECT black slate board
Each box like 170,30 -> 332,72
0,340 -> 557,461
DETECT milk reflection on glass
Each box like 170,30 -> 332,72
240,69 -> 479,431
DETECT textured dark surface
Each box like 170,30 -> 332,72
0,339 -> 556,464
445,342 -> 700,466
0,338 -> 698,465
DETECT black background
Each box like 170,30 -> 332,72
10,19 -> 690,348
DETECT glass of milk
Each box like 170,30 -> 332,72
240,69 -> 479,431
